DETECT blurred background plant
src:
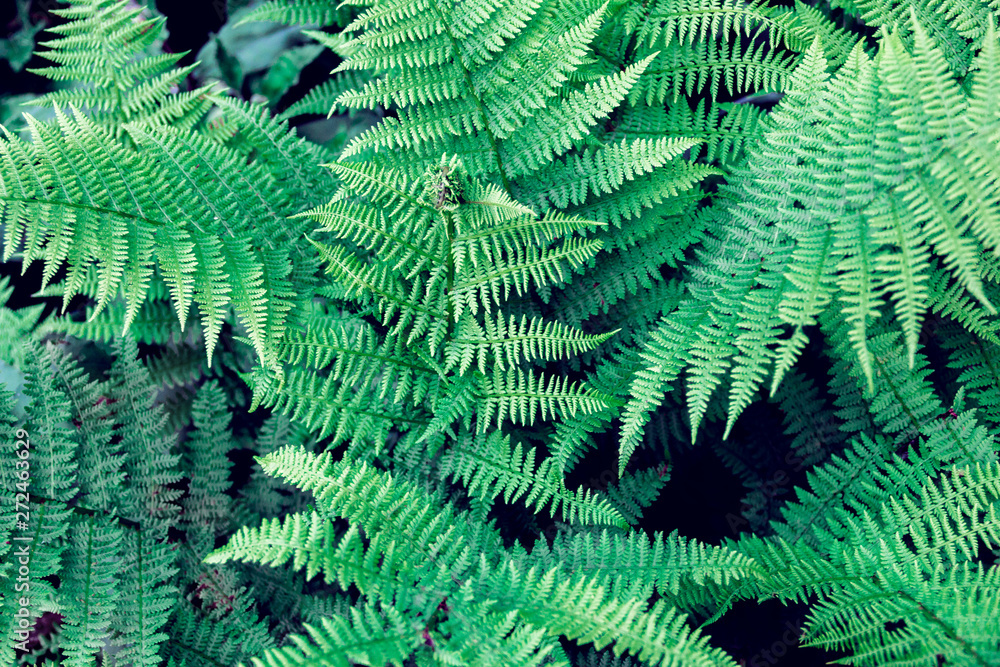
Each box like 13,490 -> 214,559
0,0 -> 374,146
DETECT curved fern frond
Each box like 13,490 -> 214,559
28,0 -> 210,128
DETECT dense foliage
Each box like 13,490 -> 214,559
0,0 -> 999,665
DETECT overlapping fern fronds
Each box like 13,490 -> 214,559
4,0 -> 1000,666
207,445 -> 743,667
619,17 -> 1000,471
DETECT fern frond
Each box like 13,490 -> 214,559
477,562 -> 740,667
438,429 -> 628,527
28,0 -> 205,127
747,461 -> 1000,666
237,0 -> 353,28
247,603 -> 418,667
112,531 -> 179,667
446,312 -> 615,374
61,515 -> 123,667
478,367 -> 615,428
502,54 -> 656,178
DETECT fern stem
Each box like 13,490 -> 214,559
871,352 -> 978,462
22,492 -> 142,530
428,0 -> 513,196
0,195 -> 208,235
443,208 -> 456,327
894,588 -> 989,666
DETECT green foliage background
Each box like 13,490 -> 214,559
0,0 -> 999,665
